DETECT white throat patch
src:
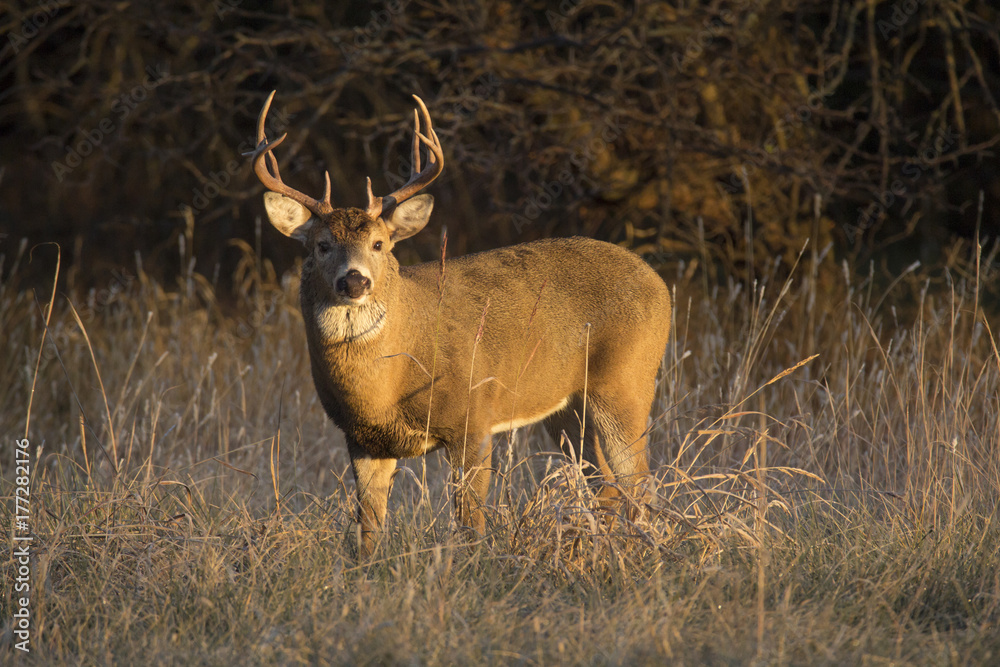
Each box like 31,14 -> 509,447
314,299 -> 387,343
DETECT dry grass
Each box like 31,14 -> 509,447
1,236 -> 999,665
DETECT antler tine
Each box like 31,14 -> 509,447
256,90 -> 275,146
411,108 -> 421,174
246,90 -> 334,216
412,94 -> 444,169
266,150 -> 281,180
366,94 -> 445,220
321,171 -> 332,208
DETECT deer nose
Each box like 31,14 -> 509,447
336,270 -> 371,299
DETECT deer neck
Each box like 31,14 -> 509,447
300,266 -> 401,379
311,295 -> 388,346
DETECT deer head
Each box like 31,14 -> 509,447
246,91 -> 443,308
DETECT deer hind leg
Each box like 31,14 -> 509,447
348,440 -> 397,559
588,394 -> 653,518
446,433 -> 493,537
545,392 -> 652,517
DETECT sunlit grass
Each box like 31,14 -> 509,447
1,238 -> 998,664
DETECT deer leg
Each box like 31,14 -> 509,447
447,434 -> 492,537
546,393 -> 651,517
587,394 -> 653,519
348,440 -> 397,559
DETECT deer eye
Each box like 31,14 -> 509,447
373,241 -> 383,252
316,241 -> 331,254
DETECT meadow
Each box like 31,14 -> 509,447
1,233 -> 998,665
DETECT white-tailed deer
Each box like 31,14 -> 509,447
248,91 -> 671,557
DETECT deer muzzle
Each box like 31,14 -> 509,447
336,269 -> 372,300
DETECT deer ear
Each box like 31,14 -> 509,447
384,194 -> 433,242
264,192 -> 314,243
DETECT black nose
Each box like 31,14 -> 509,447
336,270 -> 371,299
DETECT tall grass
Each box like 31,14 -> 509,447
1,236 -> 998,665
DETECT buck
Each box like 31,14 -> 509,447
247,91 -> 671,557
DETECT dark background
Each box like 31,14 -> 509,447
1,0 -> 997,298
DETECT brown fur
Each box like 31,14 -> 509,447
285,208 -> 670,556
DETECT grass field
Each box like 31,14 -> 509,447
2,237 -> 999,665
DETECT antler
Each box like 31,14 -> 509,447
366,95 -> 444,220
246,90 -> 334,216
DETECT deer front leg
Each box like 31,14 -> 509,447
448,434 -> 493,537
348,440 -> 397,559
